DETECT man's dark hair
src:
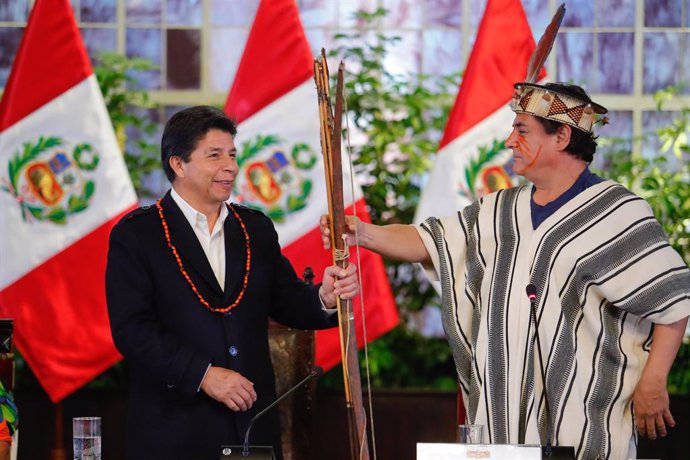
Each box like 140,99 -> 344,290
161,105 -> 238,182
534,82 -> 599,163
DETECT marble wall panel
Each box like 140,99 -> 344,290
424,0 -> 461,28
209,28 -> 249,92
210,0 -> 259,26
0,0 -> 28,22
126,28 -> 162,89
304,27 -> 338,57
556,32 -> 594,87
598,110 -> 633,142
338,0 -> 378,28
596,32 -> 633,93
597,0 -> 635,27
126,0 -> 162,24
0,27 -> 22,87
80,27 -> 117,63
166,0 -> 202,26
382,30 -> 422,77
562,0 -> 593,27
643,32 -> 681,94
421,29 -> 462,80
80,0 -> 116,23
382,0 -> 424,28
645,0 -> 682,26
521,0 -> 550,41
298,0 -> 336,27
470,0 -> 486,28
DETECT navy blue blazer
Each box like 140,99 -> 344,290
106,191 -> 336,459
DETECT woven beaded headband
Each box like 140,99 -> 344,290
510,82 -> 608,133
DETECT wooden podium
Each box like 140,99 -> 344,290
267,321 -> 316,460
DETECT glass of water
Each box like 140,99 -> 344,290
457,424 -> 485,444
73,417 -> 101,460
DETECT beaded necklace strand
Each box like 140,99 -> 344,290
155,199 -> 251,314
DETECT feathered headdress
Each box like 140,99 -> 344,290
511,4 -> 608,133
525,3 -> 565,84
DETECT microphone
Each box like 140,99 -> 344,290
239,366 -> 323,458
525,285 -> 574,459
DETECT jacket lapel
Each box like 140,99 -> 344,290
222,205 -> 248,303
161,192 -> 224,297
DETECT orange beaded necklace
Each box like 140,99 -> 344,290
155,199 -> 251,314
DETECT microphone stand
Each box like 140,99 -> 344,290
525,285 -> 574,460
241,368 -> 321,457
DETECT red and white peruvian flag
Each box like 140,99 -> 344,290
225,0 -> 398,371
0,0 -> 137,402
414,0 -> 543,222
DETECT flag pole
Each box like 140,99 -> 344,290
51,402 -> 67,460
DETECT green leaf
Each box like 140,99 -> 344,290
238,134 -> 280,166
26,205 -> 44,219
301,179 -> 313,198
83,180 -> 95,200
46,207 -> 67,224
286,195 -> 306,212
267,207 -> 285,223
68,195 -> 88,213
291,143 -> 317,169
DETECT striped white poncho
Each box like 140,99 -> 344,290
417,181 -> 690,460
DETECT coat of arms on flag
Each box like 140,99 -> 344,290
460,139 -> 515,201
3,136 -> 99,224
234,134 -> 317,222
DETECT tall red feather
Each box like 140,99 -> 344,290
525,3 -> 566,83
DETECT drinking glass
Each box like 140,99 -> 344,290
457,424 -> 484,444
73,417 -> 101,460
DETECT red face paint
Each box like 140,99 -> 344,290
513,135 -> 542,174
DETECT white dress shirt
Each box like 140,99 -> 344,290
170,188 -> 229,291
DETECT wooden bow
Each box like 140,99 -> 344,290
314,49 -> 371,460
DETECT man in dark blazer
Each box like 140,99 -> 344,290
106,105 -> 358,459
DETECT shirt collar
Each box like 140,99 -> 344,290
170,187 -> 229,234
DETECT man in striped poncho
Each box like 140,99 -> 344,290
321,82 -> 690,459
